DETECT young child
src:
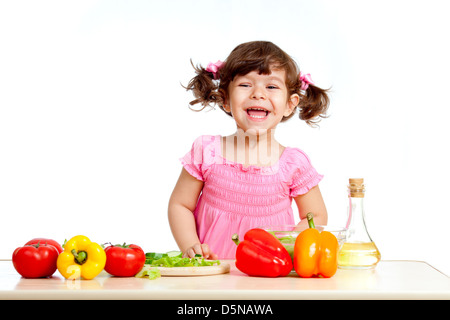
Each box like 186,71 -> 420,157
168,41 -> 330,259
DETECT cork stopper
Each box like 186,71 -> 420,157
348,178 -> 365,198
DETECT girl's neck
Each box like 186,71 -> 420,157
221,129 -> 285,167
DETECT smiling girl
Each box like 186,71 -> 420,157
168,41 -> 330,259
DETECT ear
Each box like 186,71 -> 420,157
219,88 -> 232,113
284,93 -> 300,117
223,103 -> 231,113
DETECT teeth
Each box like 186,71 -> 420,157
249,115 -> 266,118
248,108 -> 267,111
247,107 -> 269,119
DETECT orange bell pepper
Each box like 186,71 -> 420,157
294,213 -> 338,278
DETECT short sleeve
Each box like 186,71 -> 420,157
179,135 -> 218,181
282,148 -> 323,197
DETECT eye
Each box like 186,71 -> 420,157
238,83 -> 251,88
267,85 -> 279,89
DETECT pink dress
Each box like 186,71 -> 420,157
180,135 -> 323,259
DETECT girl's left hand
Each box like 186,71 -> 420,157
183,243 -> 219,260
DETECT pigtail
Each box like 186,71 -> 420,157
184,60 -> 224,111
297,84 -> 330,127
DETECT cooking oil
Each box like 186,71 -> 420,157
338,178 -> 381,269
338,241 -> 381,269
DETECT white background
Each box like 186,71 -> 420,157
1,0 -> 449,276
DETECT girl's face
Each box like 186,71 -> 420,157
224,68 -> 299,135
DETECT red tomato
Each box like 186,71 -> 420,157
25,238 -> 63,254
12,243 -> 59,278
104,243 -> 146,277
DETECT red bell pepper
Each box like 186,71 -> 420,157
232,228 -> 293,277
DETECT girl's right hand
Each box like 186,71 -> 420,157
183,243 -> 219,260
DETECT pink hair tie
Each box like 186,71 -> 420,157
206,60 -> 224,80
299,72 -> 314,91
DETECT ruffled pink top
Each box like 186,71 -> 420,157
180,135 -> 323,259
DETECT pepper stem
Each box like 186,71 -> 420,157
306,212 -> 315,229
231,234 -> 240,246
71,249 -> 87,265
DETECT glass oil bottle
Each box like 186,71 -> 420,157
338,178 -> 381,269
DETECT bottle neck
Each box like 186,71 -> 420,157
346,196 -> 364,228
346,195 -> 372,242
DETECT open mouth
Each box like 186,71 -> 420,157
246,107 -> 269,120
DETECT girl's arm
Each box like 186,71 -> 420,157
168,168 -> 218,259
293,185 -> 328,229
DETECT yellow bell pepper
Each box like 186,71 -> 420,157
57,235 -> 106,280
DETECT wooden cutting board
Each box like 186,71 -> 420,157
156,262 -> 230,277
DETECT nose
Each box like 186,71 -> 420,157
251,85 -> 266,100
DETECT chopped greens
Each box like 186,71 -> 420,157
144,250 -> 220,268
135,266 -> 161,280
266,231 -> 297,262
277,235 -> 297,244
135,250 -> 221,280
266,231 -> 297,244
135,251 -> 221,280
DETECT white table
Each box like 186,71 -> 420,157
1,260 -> 449,300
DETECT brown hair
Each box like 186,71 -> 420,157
185,41 -> 330,126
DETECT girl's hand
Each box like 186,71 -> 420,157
183,243 -> 219,260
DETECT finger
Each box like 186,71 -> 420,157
184,248 -> 195,258
185,245 -> 201,258
209,252 -> 219,260
192,243 -> 204,256
201,244 -> 210,258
